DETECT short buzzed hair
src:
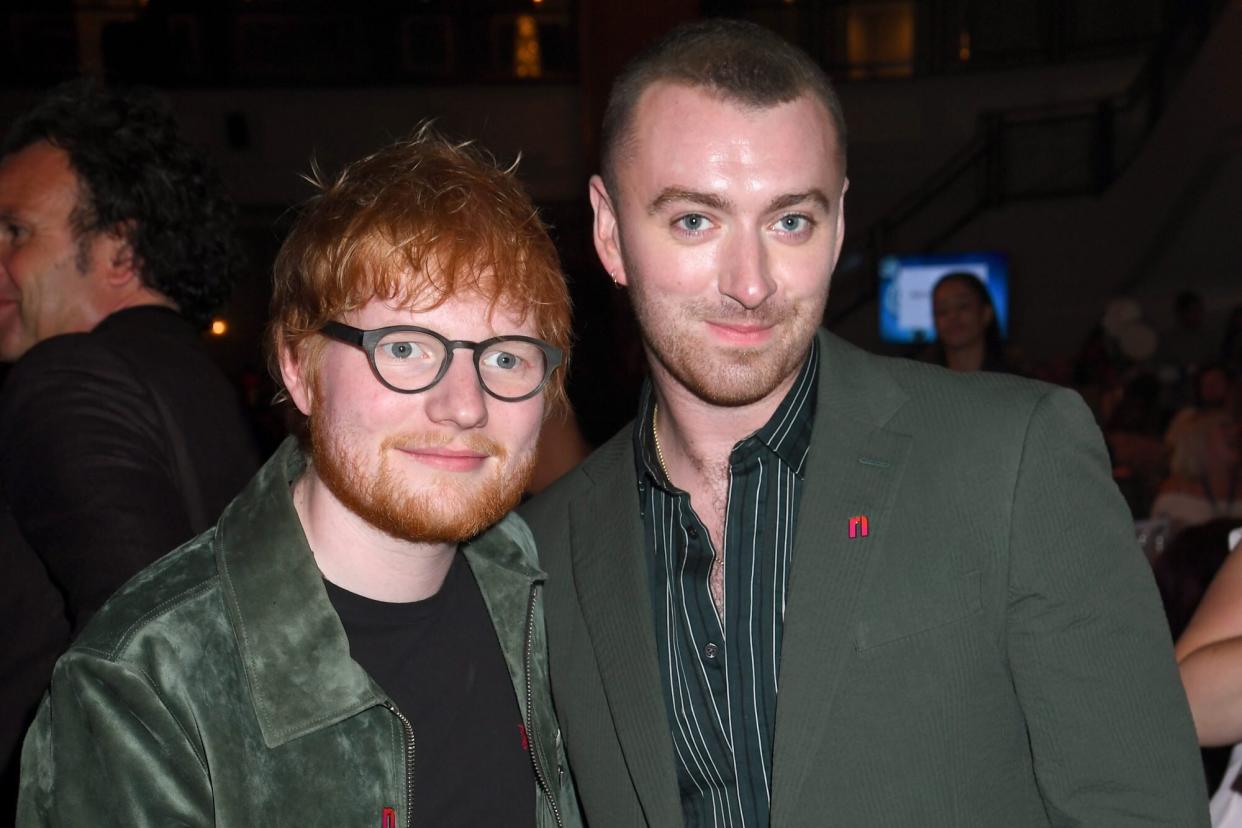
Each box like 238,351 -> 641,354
600,18 -> 847,195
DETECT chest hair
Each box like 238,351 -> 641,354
687,460 -> 731,621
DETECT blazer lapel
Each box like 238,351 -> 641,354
568,437 -> 683,826
770,332 -> 911,821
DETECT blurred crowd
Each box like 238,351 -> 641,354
1075,292 -> 1242,534
1065,289 -> 1242,798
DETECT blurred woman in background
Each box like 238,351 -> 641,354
1152,409 -> 1242,530
930,271 -> 1011,373
1166,364 -> 1235,450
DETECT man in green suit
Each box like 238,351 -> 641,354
520,18 -> 1208,827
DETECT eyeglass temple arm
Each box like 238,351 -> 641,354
321,321 -> 366,347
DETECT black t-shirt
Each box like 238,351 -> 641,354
325,553 -> 535,827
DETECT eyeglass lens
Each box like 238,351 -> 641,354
372,329 -> 549,398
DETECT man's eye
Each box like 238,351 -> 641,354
380,341 -> 422,360
674,214 -> 712,234
483,351 -> 523,371
775,214 -> 813,233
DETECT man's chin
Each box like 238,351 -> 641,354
310,412 -> 537,545
0,330 -> 31,363
682,378 -> 784,408
659,352 -> 791,408
366,468 -> 528,544
400,484 -> 524,543
369,451 -> 536,544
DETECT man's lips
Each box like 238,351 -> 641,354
397,446 -> 491,472
705,320 -> 775,344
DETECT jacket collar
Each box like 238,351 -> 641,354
215,438 -> 382,747
585,329 -> 908,495
462,509 -> 546,587
770,329 -> 911,818
214,438 -> 546,748
564,328 -> 911,824
810,328 -> 908,428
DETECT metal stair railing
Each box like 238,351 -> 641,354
826,0 -> 1224,327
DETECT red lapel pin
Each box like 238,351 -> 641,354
848,515 -> 870,538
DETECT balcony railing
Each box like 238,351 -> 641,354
0,1 -> 578,87
704,0 -> 1169,81
822,0 -> 1222,326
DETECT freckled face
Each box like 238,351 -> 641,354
287,292 -> 546,543
595,83 -> 847,407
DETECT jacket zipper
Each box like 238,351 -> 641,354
523,584 -> 564,828
384,701 -> 416,828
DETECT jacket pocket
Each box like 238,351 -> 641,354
854,569 -> 983,654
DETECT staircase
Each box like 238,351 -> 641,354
827,0 -> 1240,360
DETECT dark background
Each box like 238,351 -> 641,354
1,0 -> 1237,446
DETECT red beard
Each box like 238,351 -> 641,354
308,413 -> 536,544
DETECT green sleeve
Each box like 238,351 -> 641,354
17,651 -> 212,827
1005,388 -> 1209,826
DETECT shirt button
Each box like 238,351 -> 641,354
703,642 -> 719,660
687,526 -> 699,540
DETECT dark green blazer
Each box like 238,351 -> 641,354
521,330 -> 1208,827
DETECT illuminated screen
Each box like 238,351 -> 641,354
878,252 -> 1009,344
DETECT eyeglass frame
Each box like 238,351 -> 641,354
319,320 -> 563,402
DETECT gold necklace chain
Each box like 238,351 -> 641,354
652,401 -> 671,479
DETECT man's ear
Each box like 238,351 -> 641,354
833,177 -> 849,266
278,342 -> 315,417
97,223 -> 141,288
588,174 -> 628,287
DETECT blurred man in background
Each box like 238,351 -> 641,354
0,80 -> 259,814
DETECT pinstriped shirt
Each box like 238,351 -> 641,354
634,340 -> 819,828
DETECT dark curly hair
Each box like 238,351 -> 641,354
2,79 -> 244,326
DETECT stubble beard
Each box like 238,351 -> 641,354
0,246 -> 83,362
309,413 -> 537,544
626,276 -> 825,408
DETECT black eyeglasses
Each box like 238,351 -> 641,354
320,321 -> 562,402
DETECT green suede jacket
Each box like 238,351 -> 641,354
18,438 -> 581,828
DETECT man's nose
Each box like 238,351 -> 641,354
423,351 -> 488,430
719,229 -> 776,310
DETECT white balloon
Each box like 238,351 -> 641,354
1117,321 -> 1158,361
1102,298 -> 1143,338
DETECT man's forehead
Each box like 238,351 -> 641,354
1,141 -> 74,179
0,142 -> 80,213
353,289 -> 534,332
630,81 -> 837,144
620,81 -> 844,201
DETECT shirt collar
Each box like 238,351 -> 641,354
632,337 -> 820,490
753,336 -> 819,474
634,382 -> 669,490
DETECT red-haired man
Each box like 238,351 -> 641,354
18,128 -> 581,828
